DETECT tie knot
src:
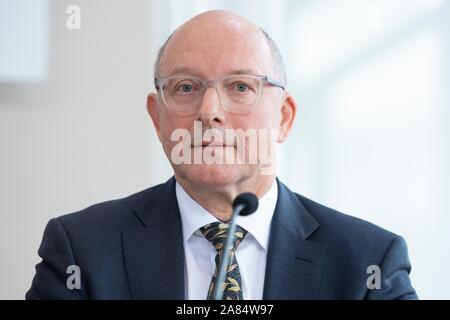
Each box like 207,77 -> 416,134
200,222 -> 248,252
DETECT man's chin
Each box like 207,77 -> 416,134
174,164 -> 245,188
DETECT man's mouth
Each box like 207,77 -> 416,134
190,140 -> 234,148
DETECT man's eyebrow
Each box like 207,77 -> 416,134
164,67 -> 260,77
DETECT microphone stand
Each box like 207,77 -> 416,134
211,203 -> 245,300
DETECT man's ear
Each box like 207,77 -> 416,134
146,93 -> 162,140
278,92 -> 297,143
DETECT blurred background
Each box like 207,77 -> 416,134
1,0 -> 449,299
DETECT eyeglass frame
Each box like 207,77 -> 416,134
154,74 -> 285,113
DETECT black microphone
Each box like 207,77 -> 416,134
211,192 -> 259,300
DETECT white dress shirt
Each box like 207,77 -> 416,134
175,180 -> 278,300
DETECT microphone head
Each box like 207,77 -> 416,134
233,192 -> 259,216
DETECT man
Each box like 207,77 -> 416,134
26,10 -> 417,300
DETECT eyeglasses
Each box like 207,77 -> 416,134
154,74 -> 285,114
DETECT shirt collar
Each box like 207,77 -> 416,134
175,180 -> 278,251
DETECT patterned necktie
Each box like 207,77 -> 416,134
200,222 -> 248,300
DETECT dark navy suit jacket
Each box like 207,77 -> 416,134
26,177 -> 417,299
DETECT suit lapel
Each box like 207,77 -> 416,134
263,179 -> 328,299
122,177 -> 185,299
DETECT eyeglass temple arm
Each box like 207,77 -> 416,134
264,76 -> 285,91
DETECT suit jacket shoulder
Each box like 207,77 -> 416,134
296,192 -> 398,252
56,180 -> 167,228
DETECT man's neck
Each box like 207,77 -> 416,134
174,174 -> 276,222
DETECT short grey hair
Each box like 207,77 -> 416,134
153,27 -> 287,86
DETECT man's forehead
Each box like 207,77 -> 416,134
165,27 -> 266,57
159,35 -> 271,78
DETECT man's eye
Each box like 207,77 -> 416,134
177,84 -> 193,93
235,83 -> 249,92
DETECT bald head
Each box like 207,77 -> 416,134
153,10 -> 286,85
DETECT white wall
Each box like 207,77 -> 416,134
0,0 -> 171,299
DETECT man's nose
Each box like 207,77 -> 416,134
196,86 -> 225,127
